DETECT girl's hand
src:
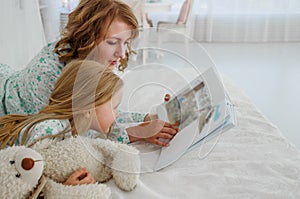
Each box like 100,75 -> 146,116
141,120 -> 179,147
128,119 -> 179,147
63,168 -> 96,185
135,93 -> 178,147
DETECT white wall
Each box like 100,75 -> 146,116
0,0 -> 46,69
194,13 -> 300,42
39,0 -> 61,43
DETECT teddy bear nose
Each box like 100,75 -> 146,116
21,158 -> 35,170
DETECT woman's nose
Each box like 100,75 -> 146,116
114,44 -> 126,59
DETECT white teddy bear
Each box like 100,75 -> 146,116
0,146 -> 44,199
0,137 -> 140,199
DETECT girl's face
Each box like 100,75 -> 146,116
90,90 -> 122,133
94,19 -> 133,70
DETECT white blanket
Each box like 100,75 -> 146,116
108,72 -> 300,198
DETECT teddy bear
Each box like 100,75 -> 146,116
0,145 -> 45,199
0,136 -> 140,199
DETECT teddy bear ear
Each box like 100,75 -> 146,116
28,176 -> 47,199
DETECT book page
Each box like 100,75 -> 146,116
154,68 -> 233,171
157,77 -> 212,130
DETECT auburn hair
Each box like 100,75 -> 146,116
54,0 -> 139,71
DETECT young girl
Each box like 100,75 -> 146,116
0,60 -> 123,185
0,60 -> 123,148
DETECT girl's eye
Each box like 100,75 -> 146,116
113,105 -> 119,110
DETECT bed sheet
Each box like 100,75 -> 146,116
108,70 -> 300,199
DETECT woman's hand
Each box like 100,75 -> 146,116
127,119 -> 179,147
63,168 -> 96,186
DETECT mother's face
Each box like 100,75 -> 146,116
94,19 -> 134,70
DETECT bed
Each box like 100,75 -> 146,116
107,61 -> 300,198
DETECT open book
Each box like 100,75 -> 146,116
154,69 -> 236,171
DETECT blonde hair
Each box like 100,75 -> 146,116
54,0 -> 139,71
0,60 -> 123,149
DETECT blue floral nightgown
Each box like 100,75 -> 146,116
0,43 -> 146,144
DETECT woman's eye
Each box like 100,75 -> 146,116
107,40 -> 117,45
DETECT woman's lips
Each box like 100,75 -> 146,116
111,60 -> 118,65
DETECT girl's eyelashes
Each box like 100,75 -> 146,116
113,102 -> 121,110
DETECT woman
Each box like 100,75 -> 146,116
1,0 -> 137,116
0,0 -> 178,146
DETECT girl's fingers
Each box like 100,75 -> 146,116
161,127 -> 178,135
63,168 -> 88,185
162,121 -> 180,130
78,172 -> 96,184
157,132 -> 173,140
153,138 -> 169,147
162,121 -> 173,127
70,168 -> 86,179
